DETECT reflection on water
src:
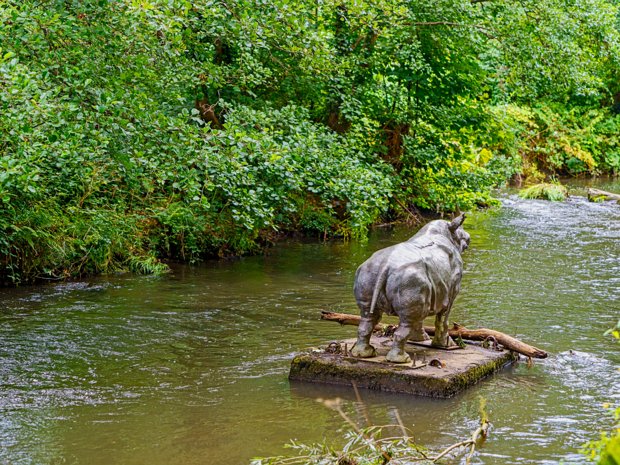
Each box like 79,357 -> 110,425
0,181 -> 619,465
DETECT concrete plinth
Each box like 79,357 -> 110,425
289,336 -> 517,398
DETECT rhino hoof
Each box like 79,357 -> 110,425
351,344 -> 377,358
386,349 -> 411,364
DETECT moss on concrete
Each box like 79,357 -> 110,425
289,337 -> 517,398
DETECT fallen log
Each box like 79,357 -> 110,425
320,311 -> 548,359
587,188 -> 620,202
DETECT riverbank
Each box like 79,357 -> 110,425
2,173 -> 618,287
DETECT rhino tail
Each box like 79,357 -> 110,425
369,266 -> 388,316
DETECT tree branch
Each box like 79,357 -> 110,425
407,21 -> 498,40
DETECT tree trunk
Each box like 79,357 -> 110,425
320,311 -> 548,359
587,188 -> 620,202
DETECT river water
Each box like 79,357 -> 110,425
1,180 -> 619,465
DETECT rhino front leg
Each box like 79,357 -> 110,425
351,312 -> 380,358
386,322 -> 412,363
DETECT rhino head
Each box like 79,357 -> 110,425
448,213 -> 470,253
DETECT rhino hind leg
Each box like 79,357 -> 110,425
351,313 -> 380,358
409,319 -> 430,342
431,309 -> 455,348
385,322 -> 412,364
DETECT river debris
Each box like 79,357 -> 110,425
482,335 -> 501,351
324,342 -> 343,354
587,187 -> 620,203
252,392 -> 491,465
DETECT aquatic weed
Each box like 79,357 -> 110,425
519,183 -> 568,201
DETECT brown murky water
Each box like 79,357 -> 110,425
1,180 -> 619,465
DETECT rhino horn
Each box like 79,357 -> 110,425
448,213 -> 466,232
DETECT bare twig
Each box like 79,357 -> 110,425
431,419 -> 489,463
433,397 -> 489,463
351,381 -> 372,428
393,197 -> 422,224
432,439 -> 472,462
466,419 -> 489,463
319,398 -> 392,463
392,408 -> 409,441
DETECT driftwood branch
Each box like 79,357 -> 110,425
320,311 -> 548,359
588,188 -> 620,202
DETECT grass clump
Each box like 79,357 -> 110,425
519,183 -> 569,201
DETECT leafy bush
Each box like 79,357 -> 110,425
583,406 -> 620,465
2,0 -> 620,283
253,397 -> 490,465
499,103 -> 620,179
582,322 -> 620,465
399,105 -> 522,212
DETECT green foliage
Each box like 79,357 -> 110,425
251,431 -> 433,465
604,321 -> 620,340
519,182 -> 569,201
253,396 -> 490,465
482,0 -> 620,103
0,202 -> 166,283
0,0 -> 394,283
2,0 -> 620,282
582,323 -> 620,464
465,103 -> 620,181
400,104 -> 521,212
581,407 -> 620,464
512,104 -> 620,177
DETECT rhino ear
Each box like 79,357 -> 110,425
448,213 -> 466,232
